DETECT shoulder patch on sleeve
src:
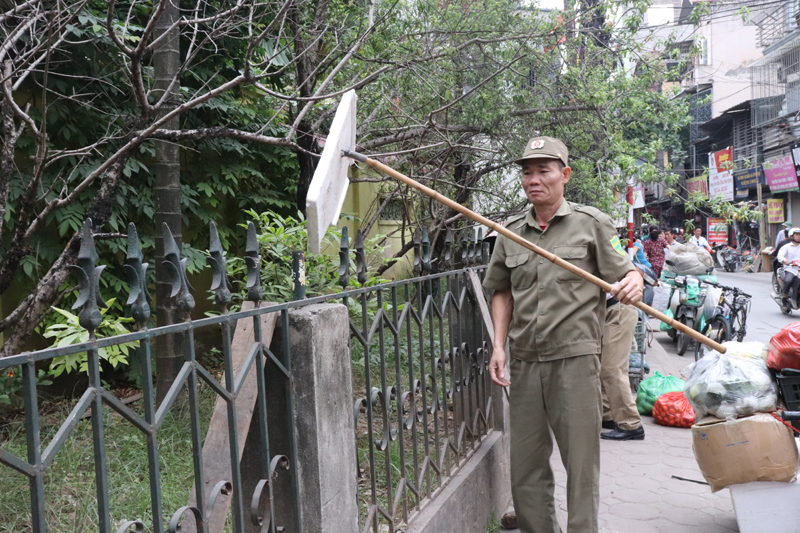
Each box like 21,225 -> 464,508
610,235 -> 627,257
611,235 -> 628,257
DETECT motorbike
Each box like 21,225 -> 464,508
660,262 -> 718,355
771,262 -> 800,315
712,243 -> 742,272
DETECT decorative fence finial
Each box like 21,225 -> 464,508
476,229 -> 484,265
244,222 -> 263,303
482,239 -> 491,265
461,232 -> 468,266
124,223 -> 150,325
413,230 -> 421,276
339,226 -> 350,289
161,223 -> 195,315
443,228 -> 453,270
467,231 -> 475,266
421,227 -> 431,275
71,218 -> 106,332
207,221 -> 232,308
355,229 -> 367,286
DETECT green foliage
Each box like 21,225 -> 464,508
0,368 -> 52,408
245,210 -> 389,302
43,299 -> 136,378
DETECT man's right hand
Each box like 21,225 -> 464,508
489,346 -> 511,387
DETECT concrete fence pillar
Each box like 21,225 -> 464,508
241,303 -> 357,533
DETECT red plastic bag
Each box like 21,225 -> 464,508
768,322 -> 800,372
652,391 -> 696,428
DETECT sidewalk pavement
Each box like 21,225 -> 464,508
503,328 -> 739,533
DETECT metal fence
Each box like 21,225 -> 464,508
338,228 -> 494,533
0,219 -> 494,533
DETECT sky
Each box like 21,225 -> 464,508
537,0 -> 564,10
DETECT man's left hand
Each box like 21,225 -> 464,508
610,270 -> 644,305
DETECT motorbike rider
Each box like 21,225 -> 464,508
777,227 -> 800,307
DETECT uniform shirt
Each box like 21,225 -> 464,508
778,241 -> 800,276
482,201 -> 635,362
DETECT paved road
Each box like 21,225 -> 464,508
653,271 -> 798,360
712,271 -> 798,344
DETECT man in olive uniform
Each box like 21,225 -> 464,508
483,137 -> 643,533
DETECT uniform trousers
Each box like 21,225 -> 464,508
509,354 -> 601,533
600,303 -> 642,430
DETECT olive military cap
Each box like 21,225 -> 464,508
515,136 -> 569,167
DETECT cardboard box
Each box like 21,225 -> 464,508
692,413 -> 798,492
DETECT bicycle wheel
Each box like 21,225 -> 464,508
730,308 -> 747,342
695,315 -> 731,361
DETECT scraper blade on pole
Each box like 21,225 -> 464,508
305,90 -> 728,354
305,90 -> 357,254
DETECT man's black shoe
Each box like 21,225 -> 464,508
500,509 -> 517,530
601,426 -> 645,441
601,420 -> 617,430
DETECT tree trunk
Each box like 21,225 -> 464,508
295,121 -> 318,215
152,0 -> 184,403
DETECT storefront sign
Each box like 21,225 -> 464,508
708,152 -> 734,201
707,217 -> 728,245
686,176 -> 708,198
733,167 -> 764,190
764,156 -> 800,192
792,145 -> 800,180
767,198 -> 785,224
714,147 -> 734,172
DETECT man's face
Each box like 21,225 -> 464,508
792,232 -> 800,243
665,231 -> 673,241
520,159 -> 570,207
694,228 -> 702,237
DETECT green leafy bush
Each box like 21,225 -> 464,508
245,210 -> 389,302
43,299 -> 136,378
0,369 -> 52,407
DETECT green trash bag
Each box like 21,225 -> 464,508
659,309 -> 674,332
636,371 -> 685,415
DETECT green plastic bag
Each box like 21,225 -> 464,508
636,371 -> 685,415
659,309 -> 674,332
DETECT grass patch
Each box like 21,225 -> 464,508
0,380 -> 218,533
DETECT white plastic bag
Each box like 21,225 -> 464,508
651,285 -> 671,312
665,242 -> 714,275
683,342 -> 777,420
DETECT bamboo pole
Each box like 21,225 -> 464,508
344,150 -> 727,354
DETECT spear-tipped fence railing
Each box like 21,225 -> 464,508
0,220 -> 493,533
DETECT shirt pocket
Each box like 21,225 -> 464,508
553,244 -> 590,283
505,252 -> 535,289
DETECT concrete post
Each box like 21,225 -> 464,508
240,303 -> 357,533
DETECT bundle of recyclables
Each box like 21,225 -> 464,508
683,341 -> 796,493
662,242 -> 714,276
682,342 -> 776,420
